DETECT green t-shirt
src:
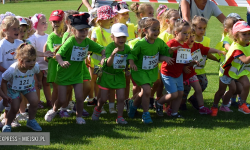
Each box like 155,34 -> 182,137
127,37 -> 170,86
55,36 -> 104,85
97,42 -> 131,89
46,32 -> 62,83
62,32 -> 70,43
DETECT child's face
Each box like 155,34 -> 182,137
195,21 -> 207,37
20,56 -> 36,70
37,16 -> 48,32
236,31 -> 250,46
74,28 -> 89,40
186,33 -> 196,46
175,26 -> 191,43
141,6 -> 154,18
168,12 -> 180,28
117,12 -> 129,23
113,36 -> 127,47
51,21 -> 63,30
18,25 -> 28,41
145,22 -> 160,40
5,21 -> 20,41
100,18 -> 114,28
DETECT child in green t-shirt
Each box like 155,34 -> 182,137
44,13 -> 105,125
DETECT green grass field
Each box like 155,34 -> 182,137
1,1 -> 250,149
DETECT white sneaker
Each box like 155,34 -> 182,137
0,113 -> 4,120
11,119 -> 21,128
44,109 -> 57,122
16,113 -> 29,121
101,107 -> 107,114
85,96 -> 89,102
109,108 -> 117,114
67,101 -> 74,110
76,117 -> 86,124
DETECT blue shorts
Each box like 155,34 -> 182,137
220,75 -> 233,85
161,73 -> 184,94
7,83 -> 36,99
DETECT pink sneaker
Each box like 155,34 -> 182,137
199,107 -> 212,114
219,105 -> 233,112
59,110 -> 70,118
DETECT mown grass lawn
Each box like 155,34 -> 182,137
1,1 -> 250,149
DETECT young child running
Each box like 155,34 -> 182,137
127,17 -> 175,123
92,23 -> 130,124
46,10 -> 65,107
28,13 -> 52,108
91,5 -> 116,114
214,21 -> 250,115
2,43 -> 42,132
182,28 -> 225,115
156,20 -> 191,118
0,14 -> 24,127
44,13 -> 105,124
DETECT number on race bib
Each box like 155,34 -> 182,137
113,54 -> 127,69
142,53 -> 159,70
12,74 -> 34,90
71,45 -> 89,61
176,48 -> 192,64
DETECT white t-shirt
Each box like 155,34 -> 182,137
0,38 -> 23,83
2,62 -> 40,89
27,33 -> 48,70
185,0 -> 222,20
91,28 -> 111,39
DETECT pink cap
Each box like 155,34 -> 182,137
233,21 -> 250,35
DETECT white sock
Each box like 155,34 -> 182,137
0,100 -> 5,112
109,103 -> 115,109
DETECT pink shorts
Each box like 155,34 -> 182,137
83,80 -> 89,82
98,85 -> 116,91
183,75 -> 199,85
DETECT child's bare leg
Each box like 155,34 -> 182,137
125,75 -> 130,100
53,85 -> 67,111
96,89 -> 109,111
6,98 -> 21,125
116,88 -> 125,117
141,84 -> 151,112
51,83 -> 58,106
190,81 -> 204,106
19,94 -> 27,113
34,71 -> 43,101
171,91 -> 183,114
237,76 -> 250,103
73,83 -> 84,117
42,74 -> 52,104
25,92 -> 39,120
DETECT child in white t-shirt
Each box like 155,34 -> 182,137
2,43 -> 42,132
28,14 -> 52,108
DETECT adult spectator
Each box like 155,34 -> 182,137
82,0 -> 116,11
180,0 -> 226,23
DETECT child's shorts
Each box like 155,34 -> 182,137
183,75 -> 199,85
7,84 -> 36,99
220,75 -> 233,85
161,73 -> 184,94
42,70 -> 48,78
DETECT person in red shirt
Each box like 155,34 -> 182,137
156,20 -> 191,118
182,29 -> 225,115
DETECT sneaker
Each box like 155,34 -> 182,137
38,101 -> 44,109
2,125 -> 11,132
59,110 -> 70,118
11,119 -> 21,128
171,113 -> 184,118
155,101 -> 163,116
238,103 -> 250,114
46,100 -> 53,108
188,96 -> 199,110
76,117 -> 86,124
92,107 -> 101,121
199,107 -> 212,115
109,108 -> 117,114
87,98 -> 97,107
219,105 -> 233,112
85,96 -> 89,102
67,101 -> 75,110
16,113 -> 29,121
101,107 -> 107,114
26,119 -> 42,131
142,112 -> 153,124
127,100 -> 137,118
149,98 -> 155,109
0,113 -> 5,120
211,107 -> 218,117
44,109 -> 57,122
225,101 -> 231,108
179,103 -> 187,111
116,117 -> 128,124
72,105 -> 89,117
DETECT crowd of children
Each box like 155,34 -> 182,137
1,2 -> 250,132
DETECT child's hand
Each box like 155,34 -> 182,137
189,60 -> 199,66
170,46 -> 182,54
218,51 -> 226,56
130,64 -> 137,71
44,51 -> 55,58
183,66 -> 191,74
59,61 -> 71,68
165,57 -> 175,65
112,47 -> 124,56
3,96 -> 11,107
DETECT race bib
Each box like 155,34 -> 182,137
113,53 -> 127,69
12,74 -> 34,90
71,45 -> 88,61
195,55 -> 207,69
191,49 -> 203,62
142,52 -> 159,70
176,48 -> 192,64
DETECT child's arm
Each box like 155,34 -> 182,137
207,53 -> 219,62
37,50 -> 54,58
35,73 -> 42,89
43,42 -> 49,62
1,79 -> 11,107
129,59 -> 137,71
159,55 -> 175,65
56,54 -> 71,68
208,48 -> 226,56
238,55 -> 250,64
106,48 -> 121,67
0,66 -> 6,73
224,43 -> 230,51
100,50 -> 106,66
